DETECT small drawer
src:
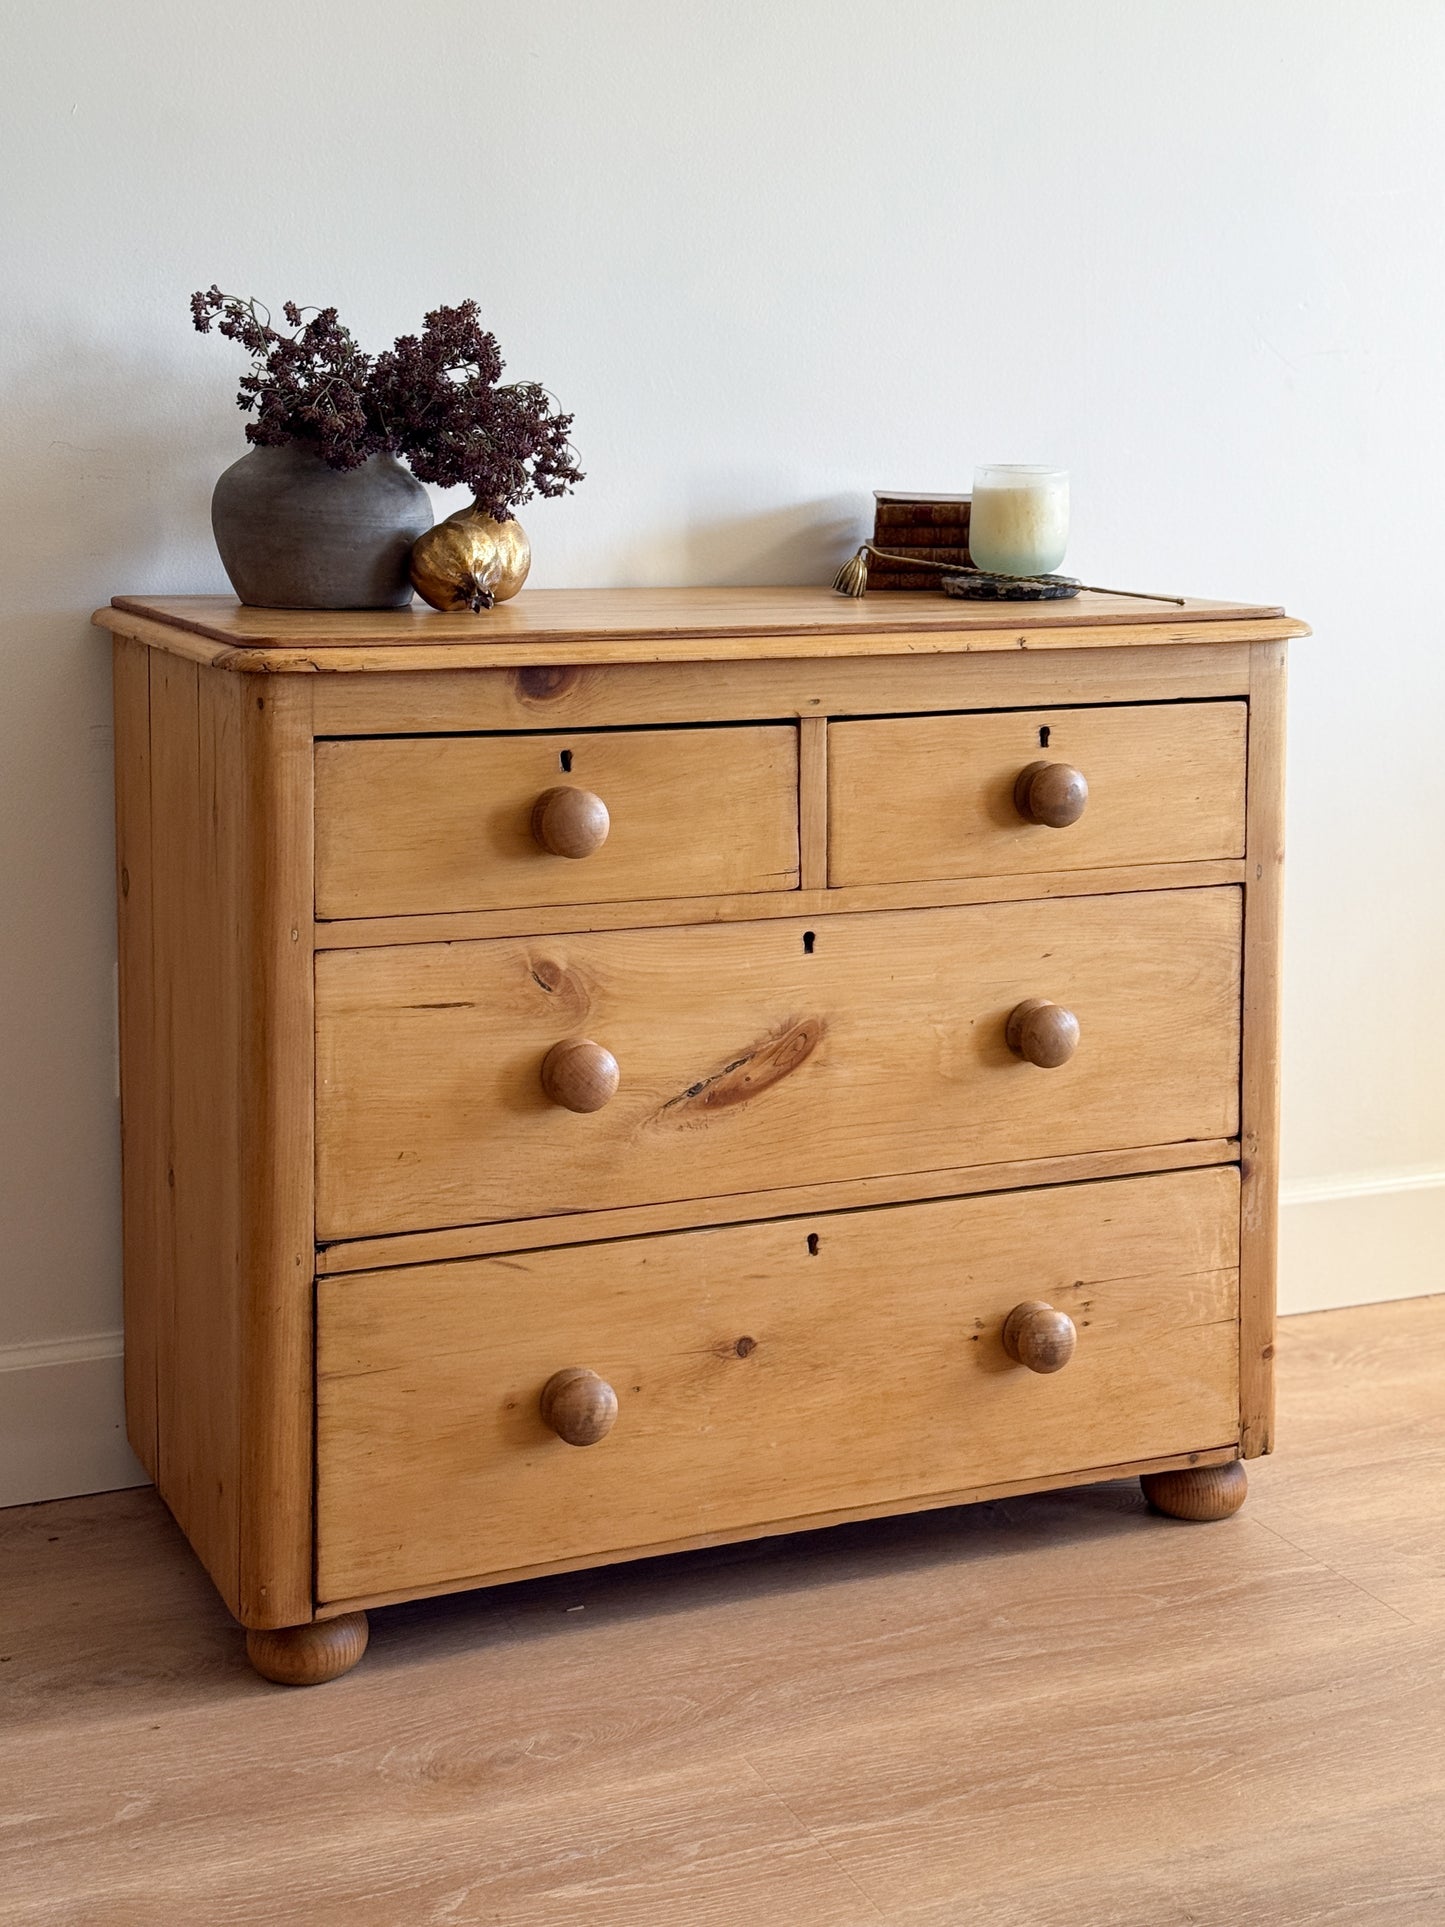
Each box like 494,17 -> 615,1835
316,1167 -> 1241,1602
315,888 -> 1241,1240
314,724 -> 800,918
827,701 -> 1247,887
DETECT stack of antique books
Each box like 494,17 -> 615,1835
868,491 -> 972,590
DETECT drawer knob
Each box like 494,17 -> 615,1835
541,1367 -> 619,1446
531,785 -> 610,859
1002,1300 -> 1078,1374
541,1037 -> 621,1112
1005,997 -> 1080,1068
1014,760 -> 1088,828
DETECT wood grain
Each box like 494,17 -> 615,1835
1141,1458 -> 1249,1521
104,585 -> 1295,646
797,715 -> 828,890
304,643 -> 1258,735
539,1037 -> 621,1113
111,638 -> 159,1480
1243,1292 -> 1445,1627
3,1295 -> 1433,1927
245,1612 -> 368,1687
312,859 -> 1250,952
148,654 -> 242,1612
319,1442 -> 1245,1616
829,701 -> 1246,886
104,586 -> 1292,1683
539,1368 -> 621,1448
316,1168 -> 1240,1601
1001,1301 -> 1079,1374
315,724 -> 799,918
1239,640 -> 1287,1458
112,659 -> 314,1629
530,784 -> 611,859
1013,758 -> 1089,828
315,889 -> 1242,1240
96,622 -> 1307,678
236,678 -> 315,1629
315,1138 -> 1241,1276
1004,996 -> 1081,1069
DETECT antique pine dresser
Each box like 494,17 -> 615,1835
97,586 -> 1306,1685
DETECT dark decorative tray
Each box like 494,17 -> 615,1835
941,573 -> 1080,602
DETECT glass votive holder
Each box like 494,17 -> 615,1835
969,465 -> 1069,577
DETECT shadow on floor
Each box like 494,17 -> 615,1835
367,1475 -> 1169,1670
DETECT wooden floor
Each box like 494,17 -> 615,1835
3,1296 -> 1444,1926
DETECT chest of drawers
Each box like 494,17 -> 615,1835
99,586 -> 1306,1685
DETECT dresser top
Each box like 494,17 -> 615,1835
95,587 -> 1307,673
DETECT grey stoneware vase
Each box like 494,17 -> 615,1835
210,442 -> 434,609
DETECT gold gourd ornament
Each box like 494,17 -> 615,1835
410,503 -> 531,612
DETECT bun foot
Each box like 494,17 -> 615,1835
1141,1460 -> 1248,1522
245,1611 -> 369,1686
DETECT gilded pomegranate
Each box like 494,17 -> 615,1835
409,503 -> 531,612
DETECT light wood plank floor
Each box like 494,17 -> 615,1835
3,1295 -> 1444,1926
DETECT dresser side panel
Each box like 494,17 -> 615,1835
147,656 -> 244,1609
237,677 -> 316,1628
134,663 -> 315,1627
113,638 -> 159,1480
1239,641 -> 1287,1456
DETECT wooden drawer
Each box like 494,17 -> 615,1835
314,724 -> 800,918
316,1167 -> 1241,1602
316,888 -> 1241,1240
828,701 -> 1247,887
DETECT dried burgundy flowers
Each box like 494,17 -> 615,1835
190,290 -> 384,471
191,289 -> 583,520
371,302 -> 582,524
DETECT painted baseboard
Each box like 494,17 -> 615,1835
0,1331 -> 146,1508
1,1171 -> 1440,1507
1279,1170 -> 1445,1314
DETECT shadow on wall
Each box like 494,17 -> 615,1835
0,339 -> 234,1376
685,494 -> 866,585
602,492 -> 867,589
0,338 -> 233,615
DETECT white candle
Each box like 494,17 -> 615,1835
969,466 -> 1069,577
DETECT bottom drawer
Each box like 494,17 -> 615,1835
316,1166 -> 1241,1604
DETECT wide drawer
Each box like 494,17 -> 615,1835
314,724 -> 800,918
828,701 -> 1247,887
316,1167 -> 1241,1602
315,888 -> 1241,1240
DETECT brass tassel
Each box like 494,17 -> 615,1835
832,547 -> 871,597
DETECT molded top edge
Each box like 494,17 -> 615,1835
94,587 -> 1308,672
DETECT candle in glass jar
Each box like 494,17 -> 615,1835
969,465 -> 1069,576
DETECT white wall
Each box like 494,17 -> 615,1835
2,1 -> 1441,1503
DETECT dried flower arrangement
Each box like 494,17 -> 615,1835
191,289 -> 583,524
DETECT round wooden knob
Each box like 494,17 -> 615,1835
540,1037 -> 620,1112
540,1367 -> 619,1446
1005,997 -> 1080,1068
1002,1301 -> 1077,1374
1014,761 -> 1088,828
531,786 -> 610,859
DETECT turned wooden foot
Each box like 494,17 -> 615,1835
245,1611 -> 369,1686
1141,1460 -> 1248,1522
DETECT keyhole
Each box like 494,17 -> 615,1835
806,1233 -> 820,1256
1038,726 -> 1051,749
802,931 -> 816,955
559,749 -> 573,772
